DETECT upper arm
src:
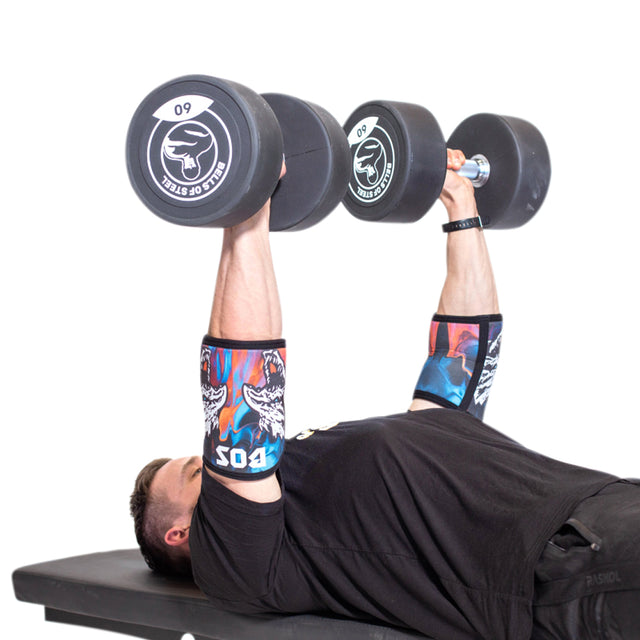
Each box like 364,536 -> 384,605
206,467 -> 282,503
408,398 -> 443,412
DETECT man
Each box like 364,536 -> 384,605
130,152 -> 639,640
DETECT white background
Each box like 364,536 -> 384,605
3,2 -> 638,637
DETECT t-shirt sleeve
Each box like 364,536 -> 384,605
190,469 -> 285,605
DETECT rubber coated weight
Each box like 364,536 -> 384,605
262,94 -> 351,231
342,101 -> 447,223
447,114 -> 551,229
126,75 -> 283,228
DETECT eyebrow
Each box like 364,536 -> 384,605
180,456 -> 199,481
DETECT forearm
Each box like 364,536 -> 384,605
208,203 -> 282,341
437,184 -> 500,317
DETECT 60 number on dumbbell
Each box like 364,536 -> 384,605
126,75 -> 551,231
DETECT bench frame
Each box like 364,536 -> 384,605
13,549 -> 428,640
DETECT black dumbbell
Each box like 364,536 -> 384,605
126,75 -> 351,231
342,100 -> 551,228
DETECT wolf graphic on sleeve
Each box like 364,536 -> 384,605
201,345 -> 285,439
201,346 -> 228,436
243,349 -> 286,439
473,327 -> 502,409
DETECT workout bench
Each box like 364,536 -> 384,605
13,549 -> 430,639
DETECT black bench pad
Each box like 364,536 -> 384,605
13,549 -> 430,639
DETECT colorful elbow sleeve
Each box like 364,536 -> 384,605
201,336 -> 286,480
413,314 -> 503,420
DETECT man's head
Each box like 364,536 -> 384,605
130,455 -> 203,577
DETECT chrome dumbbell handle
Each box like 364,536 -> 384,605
455,154 -> 490,187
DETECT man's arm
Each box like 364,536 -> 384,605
410,149 -> 500,412
205,186 -> 283,504
435,149 -> 500,317
208,203 -> 282,342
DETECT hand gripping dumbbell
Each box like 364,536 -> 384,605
126,75 -> 351,231
342,101 -> 551,228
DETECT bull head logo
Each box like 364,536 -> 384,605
354,138 -> 384,186
162,122 -> 213,181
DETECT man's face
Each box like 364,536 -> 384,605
151,455 -> 203,521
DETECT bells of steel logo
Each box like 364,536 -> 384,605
346,116 -> 395,204
146,94 -> 232,203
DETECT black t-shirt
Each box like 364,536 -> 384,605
190,409 -> 617,640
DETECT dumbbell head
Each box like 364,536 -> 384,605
126,75 -> 283,228
342,100 -> 551,229
263,94 -> 351,231
447,114 -> 551,229
126,76 -> 349,231
342,101 -> 447,223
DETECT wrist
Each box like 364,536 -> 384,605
442,217 -> 486,233
443,199 -> 479,223
228,201 -> 271,236
440,176 -> 478,222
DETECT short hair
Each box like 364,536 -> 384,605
130,458 -> 193,578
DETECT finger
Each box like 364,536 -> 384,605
446,148 -> 466,171
446,148 -> 454,169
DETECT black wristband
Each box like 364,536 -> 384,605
442,216 -> 489,233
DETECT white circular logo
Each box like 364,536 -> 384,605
346,116 -> 395,204
146,95 -> 233,203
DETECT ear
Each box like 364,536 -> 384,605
164,525 -> 190,548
